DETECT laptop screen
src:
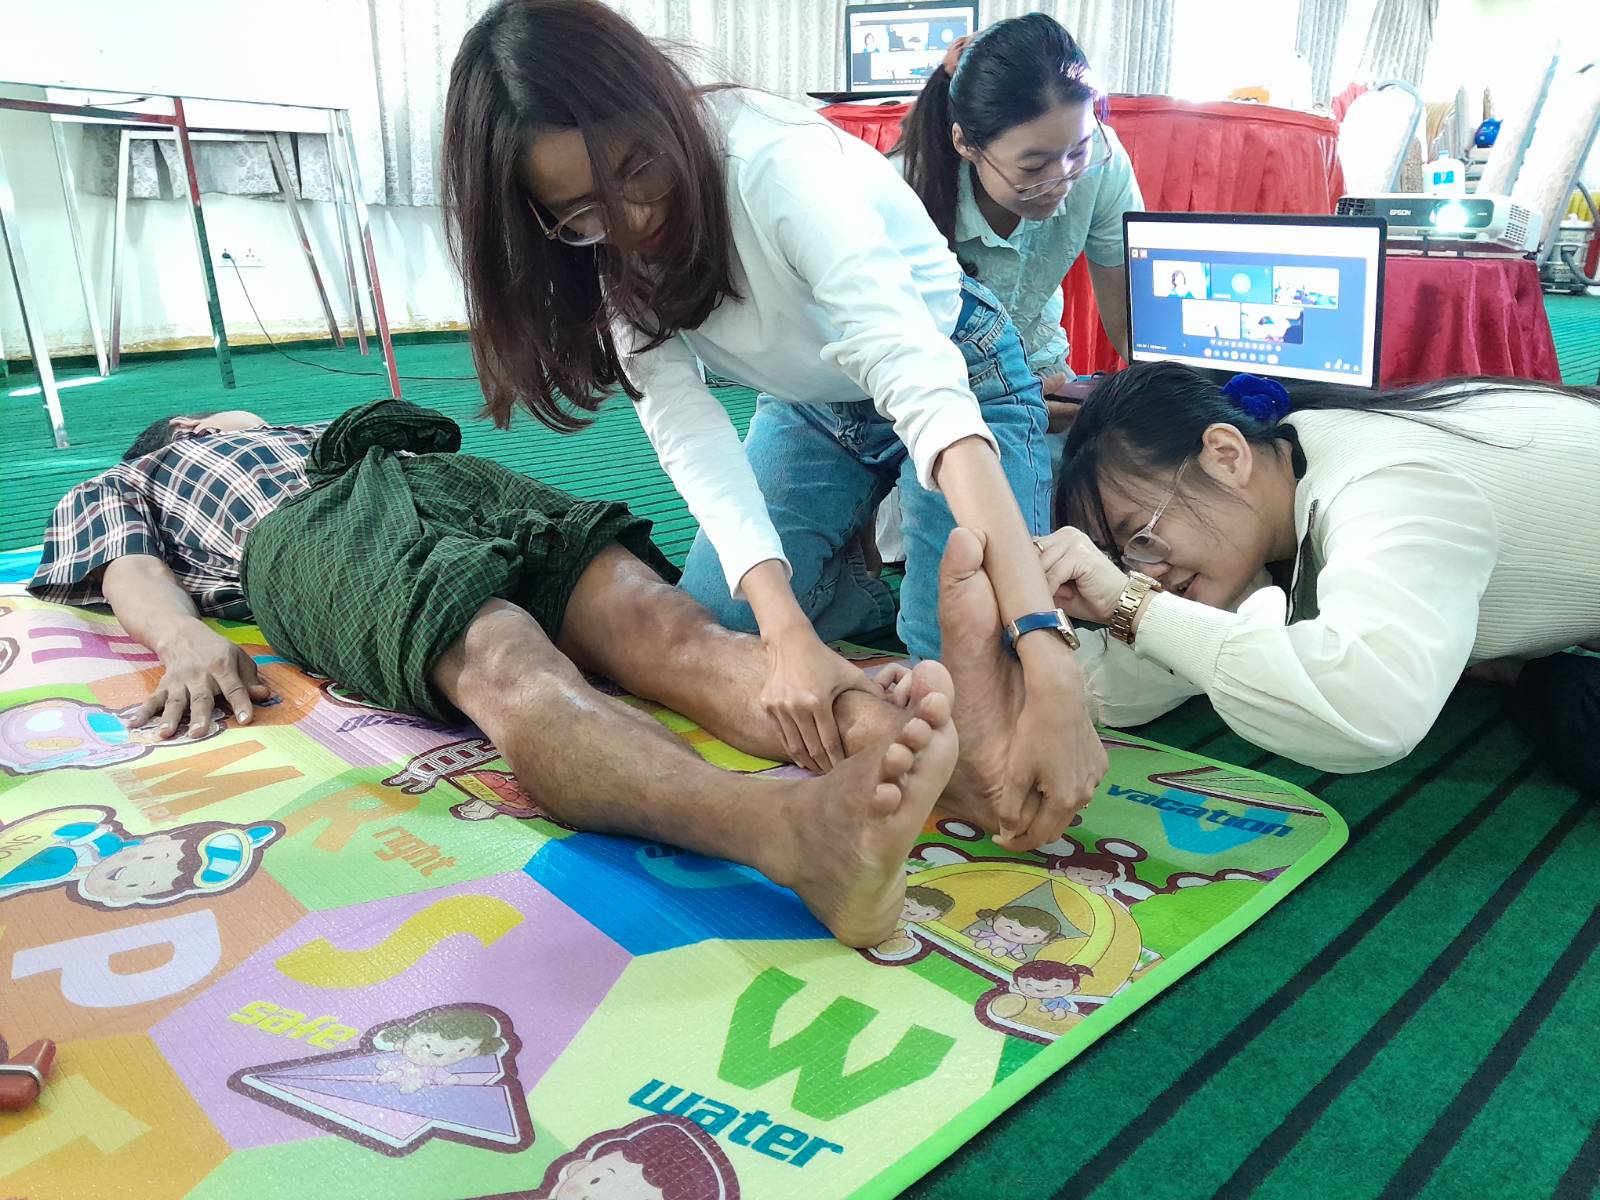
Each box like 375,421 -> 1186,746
1124,213 -> 1387,388
844,2 -> 979,96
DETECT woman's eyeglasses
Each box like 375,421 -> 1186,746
979,116 -> 1114,202
1116,458 -> 1189,569
529,155 -> 672,247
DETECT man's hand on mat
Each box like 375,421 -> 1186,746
133,623 -> 272,739
761,626 -> 884,774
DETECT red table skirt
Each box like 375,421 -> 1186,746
1063,96 -> 1345,375
1380,255 -> 1562,386
817,101 -> 910,153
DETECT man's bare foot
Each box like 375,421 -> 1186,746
770,661 -> 958,947
937,527 -> 1025,832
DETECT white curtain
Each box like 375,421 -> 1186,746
368,0 -> 723,205
1297,0 -> 1351,106
979,0 -> 1173,95
369,0 -> 1178,205
1354,0 -> 1438,87
369,0 -> 494,206
1330,0 -> 1438,94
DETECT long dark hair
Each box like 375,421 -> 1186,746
1055,361 -> 1600,545
441,0 -> 739,431
897,13 -> 1098,250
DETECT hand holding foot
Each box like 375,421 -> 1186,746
938,527 -> 1106,851
775,662 -> 959,947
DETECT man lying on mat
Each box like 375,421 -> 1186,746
27,398 -> 1053,947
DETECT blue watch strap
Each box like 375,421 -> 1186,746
1002,609 -> 1079,652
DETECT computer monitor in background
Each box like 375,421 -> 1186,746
844,2 -> 979,96
1123,213 -> 1387,388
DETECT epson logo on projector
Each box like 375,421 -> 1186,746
1391,208 -> 1414,216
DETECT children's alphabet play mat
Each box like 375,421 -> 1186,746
0,585 -> 1345,1199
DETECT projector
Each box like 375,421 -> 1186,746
1336,194 -> 1541,252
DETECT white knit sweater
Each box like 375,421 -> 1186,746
1080,384 -> 1600,772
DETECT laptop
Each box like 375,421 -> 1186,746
1122,212 -> 1388,388
807,1 -> 980,105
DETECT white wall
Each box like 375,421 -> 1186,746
1167,0 -> 1303,103
0,102 -> 463,360
1423,0 -> 1599,186
1424,0 -> 1595,103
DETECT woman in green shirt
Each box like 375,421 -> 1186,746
899,12 -> 1143,438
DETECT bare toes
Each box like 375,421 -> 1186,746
912,688 -> 952,729
874,781 -> 903,810
896,716 -> 934,754
881,740 -> 914,781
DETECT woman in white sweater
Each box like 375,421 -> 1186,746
442,0 -> 1104,841
1039,362 -> 1600,789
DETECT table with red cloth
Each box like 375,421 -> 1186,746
1381,254 -> 1562,385
817,100 -> 910,153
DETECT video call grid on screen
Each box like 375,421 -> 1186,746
845,2 -> 978,92
1123,214 -> 1385,388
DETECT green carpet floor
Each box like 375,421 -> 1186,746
3,300 -> 1599,1199
1547,293 -> 1600,387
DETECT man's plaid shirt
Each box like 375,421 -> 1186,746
28,423 -> 329,619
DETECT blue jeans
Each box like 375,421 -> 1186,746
678,276 -> 1050,659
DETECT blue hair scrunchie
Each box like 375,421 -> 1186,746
1221,373 -> 1293,423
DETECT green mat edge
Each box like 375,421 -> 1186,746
857,731 -> 1352,1200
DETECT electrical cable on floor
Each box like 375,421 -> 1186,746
222,253 -> 479,382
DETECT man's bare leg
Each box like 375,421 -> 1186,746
555,546 -> 906,762
432,599 -> 959,947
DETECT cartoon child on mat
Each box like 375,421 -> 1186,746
873,883 -> 955,958
373,1008 -> 510,1094
964,905 -> 1065,963
498,1114 -> 740,1200
1008,961 -> 1094,1021
1048,853 -> 1155,909
0,804 -> 281,909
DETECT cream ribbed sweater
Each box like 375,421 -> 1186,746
1096,385 -> 1600,772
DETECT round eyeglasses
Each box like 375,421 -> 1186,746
977,116 -> 1114,202
529,154 -> 672,247
1116,458 -> 1190,569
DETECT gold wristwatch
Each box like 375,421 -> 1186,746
1109,573 -> 1164,645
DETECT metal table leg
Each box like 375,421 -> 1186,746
171,98 -> 235,389
335,110 -> 400,400
110,128 -> 131,372
264,136 -> 342,347
326,110 -> 368,356
0,141 -> 69,448
50,121 -> 109,378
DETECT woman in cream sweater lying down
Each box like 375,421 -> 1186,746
1042,362 -> 1600,790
